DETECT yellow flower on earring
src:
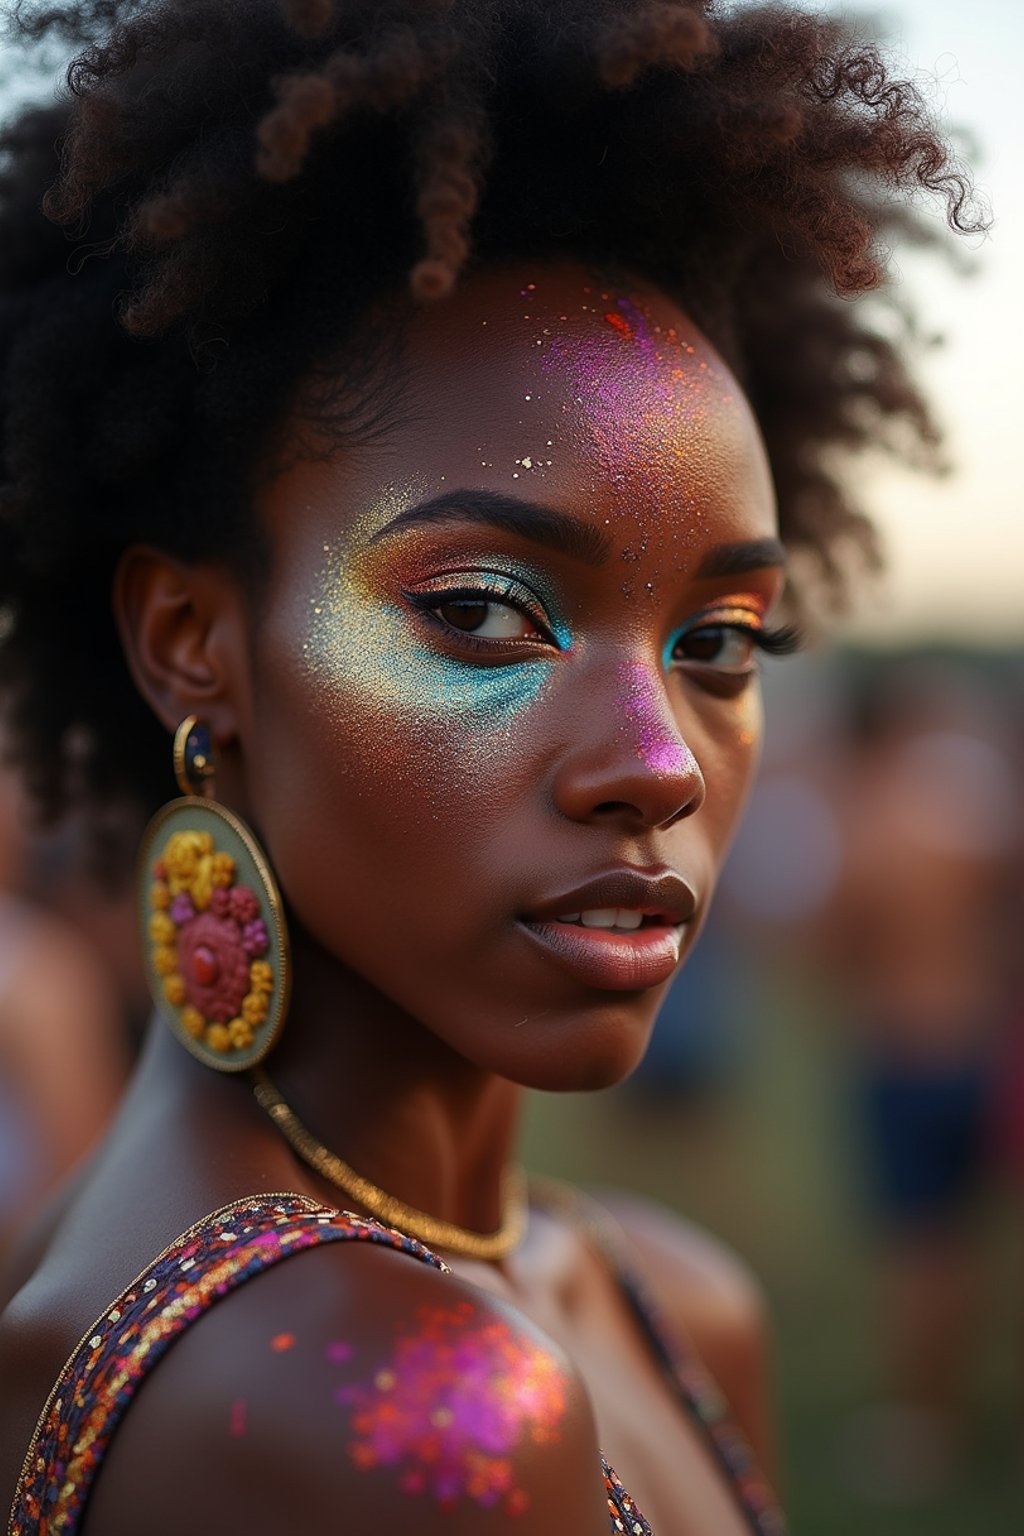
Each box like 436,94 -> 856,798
249,960 -> 274,995
164,974 -> 187,1006
181,1005 -> 205,1040
190,856 -> 214,911
164,830 -> 214,894
152,945 -> 179,977
229,1017 -> 254,1049
148,912 -> 176,945
164,831 -> 199,881
210,851 -> 236,889
205,1022 -> 231,1053
241,991 -> 268,1027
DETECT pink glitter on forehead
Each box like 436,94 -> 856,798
606,296 -> 657,357
619,661 -> 698,777
534,284 -> 715,510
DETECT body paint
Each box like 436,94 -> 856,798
661,592 -> 770,668
618,661 -> 700,778
534,282 -> 733,502
301,501 -> 565,801
333,1299 -> 566,1514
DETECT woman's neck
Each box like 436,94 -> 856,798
164,918 -> 524,1239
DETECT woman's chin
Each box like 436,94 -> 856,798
477,1004 -> 660,1094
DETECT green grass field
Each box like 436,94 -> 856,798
521,980 -> 1022,1535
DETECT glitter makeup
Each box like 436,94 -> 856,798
333,1299 -> 566,1514
8,1196 -> 450,1535
617,661 -> 699,778
246,260 -> 783,1080
300,494 -> 572,806
663,593 -> 769,672
532,281 -> 742,522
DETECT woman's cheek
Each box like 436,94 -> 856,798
299,579 -> 557,817
698,683 -> 765,850
732,680 -> 764,756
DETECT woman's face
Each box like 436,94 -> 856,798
246,261 -> 783,1089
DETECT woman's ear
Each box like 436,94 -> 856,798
113,547 -> 252,745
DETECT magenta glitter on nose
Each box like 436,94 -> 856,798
619,661 -> 696,776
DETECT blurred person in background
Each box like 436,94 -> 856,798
820,661 -> 1020,1498
0,747 -> 127,1254
625,909 -> 750,1108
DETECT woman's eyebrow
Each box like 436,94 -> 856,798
370,489 -> 612,567
695,538 -> 787,578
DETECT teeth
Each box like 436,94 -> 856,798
553,908 -> 648,932
581,909 -> 619,928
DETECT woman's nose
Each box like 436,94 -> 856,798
552,661 -> 706,831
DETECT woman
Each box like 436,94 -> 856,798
0,749 -> 127,1247
0,1 -> 974,1531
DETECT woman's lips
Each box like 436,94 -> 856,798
518,916 -> 685,991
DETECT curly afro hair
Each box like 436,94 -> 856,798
0,0 -> 980,854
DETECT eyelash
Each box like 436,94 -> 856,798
759,624 -> 803,656
405,582 -> 803,668
404,579 -> 557,650
693,622 -> 802,657
670,618 -> 803,669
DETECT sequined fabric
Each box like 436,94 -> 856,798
9,1189 -> 783,1535
612,1263 -> 786,1536
8,1194 -> 446,1534
604,1459 -> 655,1535
531,1177 -> 787,1536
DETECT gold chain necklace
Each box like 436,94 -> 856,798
249,1068 -> 528,1261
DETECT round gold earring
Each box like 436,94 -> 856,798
137,716 -> 290,1073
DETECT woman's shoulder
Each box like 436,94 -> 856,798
595,1188 -> 768,1325
19,1199 -> 610,1536
591,1187 -> 774,1469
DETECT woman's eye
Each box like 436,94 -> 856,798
673,625 -> 757,672
433,597 -> 544,641
411,583 -> 552,638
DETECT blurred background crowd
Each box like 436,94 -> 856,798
526,647 -> 1024,1535
0,0 -> 1020,1532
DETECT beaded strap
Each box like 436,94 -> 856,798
8,1194 -> 447,1535
604,1457 -> 655,1535
530,1177 -> 787,1536
9,1190 -> 654,1536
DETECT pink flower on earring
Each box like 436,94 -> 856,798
230,886 -> 261,925
241,919 -> 269,958
177,911 -> 251,1022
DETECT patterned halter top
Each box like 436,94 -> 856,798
8,1189 -> 786,1535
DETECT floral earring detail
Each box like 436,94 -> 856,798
138,717 -> 290,1072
